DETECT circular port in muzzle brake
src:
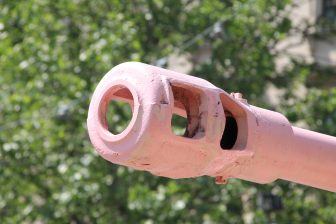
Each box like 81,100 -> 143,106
100,85 -> 134,136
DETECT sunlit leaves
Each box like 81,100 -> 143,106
1,0 -> 336,223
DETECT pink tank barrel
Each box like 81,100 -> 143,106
87,62 -> 336,192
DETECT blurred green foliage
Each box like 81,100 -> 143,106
1,0 -> 336,223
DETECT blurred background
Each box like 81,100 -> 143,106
1,0 -> 336,223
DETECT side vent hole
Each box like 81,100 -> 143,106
170,84 -> 203,138
220,113 -> 238,149
171,114 -> 188,136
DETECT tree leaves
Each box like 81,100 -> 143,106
1,0 -> 336,223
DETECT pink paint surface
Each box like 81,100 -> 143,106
87,62 -> 336,192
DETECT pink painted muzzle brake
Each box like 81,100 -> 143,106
88,62 -> 336,192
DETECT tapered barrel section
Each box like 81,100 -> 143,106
280,127 -> 336,192
234,106 -> 336,192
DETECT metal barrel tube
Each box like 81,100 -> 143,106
280,127 -> 336,192
87,62 -> 336,192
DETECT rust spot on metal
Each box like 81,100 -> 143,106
215,176 -> 228,185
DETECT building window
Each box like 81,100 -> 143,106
323,0 -> 336,22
